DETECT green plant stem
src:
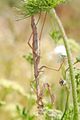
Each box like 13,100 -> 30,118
52,9 -> 79,120
61,86 -> 69,120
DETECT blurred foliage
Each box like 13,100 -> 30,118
0,79 -> 27,97
0,0 -> 18,12
51,30 -> 80,52
74,68 -> 80,103
16,105 -> 36,120
63,106 -> 74,120
44,107 -> 62,120
76,55 -> 80,63
0,0 -> 80,120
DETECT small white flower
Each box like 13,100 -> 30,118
54,45 -> 67,56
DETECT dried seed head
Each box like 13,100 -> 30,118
54,45 -> 67,57
59,79 -> 67,86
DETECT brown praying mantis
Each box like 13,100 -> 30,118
26,11 -> 78,115
26,12 -> 67,114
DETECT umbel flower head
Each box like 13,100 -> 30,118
18,0 -> 66,17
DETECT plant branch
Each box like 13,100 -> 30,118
52,9 -> 79,120
39,12 -> 47,41
66,60 -> 78,72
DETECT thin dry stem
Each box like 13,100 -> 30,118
31,16 -> 44,114
39,12 -> 47,41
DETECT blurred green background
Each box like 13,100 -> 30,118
0,0 -> 80,120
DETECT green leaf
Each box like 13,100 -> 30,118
50,30 -> 62,43
23,53 -> 34,65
